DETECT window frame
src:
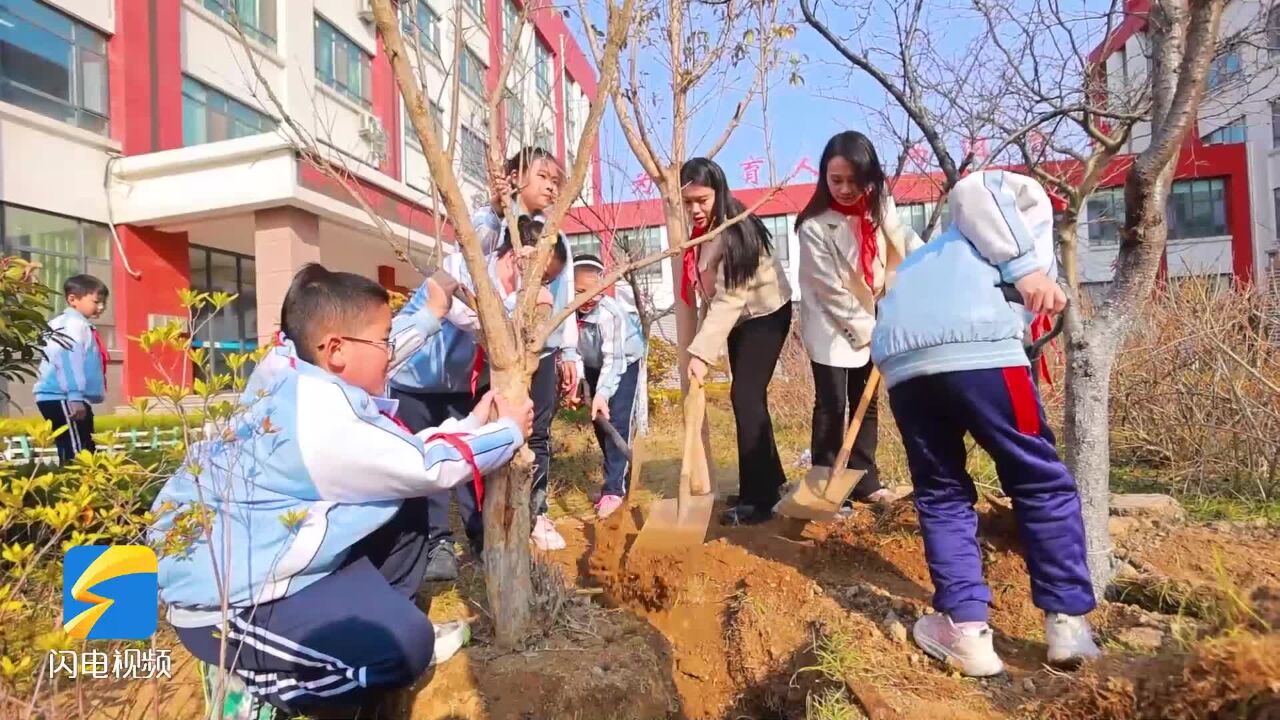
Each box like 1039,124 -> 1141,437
181,75 -> 276,147
403,100 -> 444,149
203,0 -> 277,48
187,244 -> 258,379
759,214 -> 791,265
402,0 -> 441,59
1201,116 -> 1246,145
460,47 -> 487,98
1166,178 -> 1228,241
535,41 -> 553,98
1207,49 -> 1242,90
0,0 -> 111,134
1085,186 -> 1126,246
314,15 -> 373,107
459,125 -> 488,182
463,0 -> 486,24
0,202 -> 115,348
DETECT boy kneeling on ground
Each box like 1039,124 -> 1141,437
871,170 -> 1101,677
149,264 -> 533,717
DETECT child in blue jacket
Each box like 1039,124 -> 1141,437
870,170 -> 1100,677
34,274 -> 110,464
151,264 -> 533,717
571,254 -> 645,519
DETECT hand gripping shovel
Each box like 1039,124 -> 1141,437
631,380 -> 715,551
775,366 -> 881,521
592,414 -> 645,500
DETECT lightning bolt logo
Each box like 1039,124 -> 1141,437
63,546 -> 158,640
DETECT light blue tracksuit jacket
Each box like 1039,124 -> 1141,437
34,308 -> 106,404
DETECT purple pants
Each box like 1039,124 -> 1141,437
888,367 -> 1095,623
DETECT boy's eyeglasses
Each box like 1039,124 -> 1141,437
319,336 -> 396,357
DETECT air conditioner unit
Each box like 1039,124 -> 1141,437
357,0 -> 375,24
359,113 -> 387,163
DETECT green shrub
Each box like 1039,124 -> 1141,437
0,413 -> 197,439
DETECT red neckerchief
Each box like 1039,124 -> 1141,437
470,346 -> 486,396
90,326 -> 108,391
832,197 -> 879,290
383,409 -> 485,507
273,330 -> 297,368
680,224 -> 707,306
1029,314 -> 1054,386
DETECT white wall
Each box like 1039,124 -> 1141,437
45,0 -> 114,33
0,104 -> 118,223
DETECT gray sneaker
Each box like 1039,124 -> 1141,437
423,542 -> 459,582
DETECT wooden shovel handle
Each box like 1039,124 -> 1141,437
679,381 -> 709,504
826,366 -> 881,492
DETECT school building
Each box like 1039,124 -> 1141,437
0,0 -> 599,414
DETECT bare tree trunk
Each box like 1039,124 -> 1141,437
1063,332 -> 1119,598
481,366 -> 535,648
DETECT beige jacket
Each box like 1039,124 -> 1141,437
687,241 -> 792,364
798,197 -> 923,368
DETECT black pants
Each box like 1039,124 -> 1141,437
37,400 -> 95,465
810,361 -> 884,500
390,388 -> 483,551
726,302 -> 792,509
176,498 -> 437,712
529,353 -> 559,517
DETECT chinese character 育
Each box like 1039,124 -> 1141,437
740,157 -> 764,186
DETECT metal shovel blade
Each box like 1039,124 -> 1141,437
631,494 -> 716,552
774,466 -> 865,521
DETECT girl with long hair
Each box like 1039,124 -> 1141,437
795,131 -> 922,511
681,157 -> 793,526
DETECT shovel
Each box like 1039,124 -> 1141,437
775,366 -> 881,521
631,380 -> 715,551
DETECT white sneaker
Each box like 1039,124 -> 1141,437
1044,613 -> 1101,668
531,514 -> 566,551
912,614 -> 1005,677
429,620 -> 471,667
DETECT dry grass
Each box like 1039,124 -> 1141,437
1109,278 -> 1280,502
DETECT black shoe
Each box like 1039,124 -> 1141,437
423,542 -> 459,582
720,504 -> 773,526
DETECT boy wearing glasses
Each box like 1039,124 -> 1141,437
151,264 -> 534,718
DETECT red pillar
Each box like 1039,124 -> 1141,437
372,39 -> 401,179
113,227 -> 191,400
108,0 -> 186,401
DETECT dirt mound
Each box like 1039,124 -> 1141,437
407,611 -> 678,720
1031,632 -> 1280,720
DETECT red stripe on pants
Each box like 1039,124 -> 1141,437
1001,367 -> 1041,436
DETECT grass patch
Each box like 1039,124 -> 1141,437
806,687 -> 867,720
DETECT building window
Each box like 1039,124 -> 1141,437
1201,116 -> 1246,145
898,203 -> 930,239
0,0 -> 109,134
1085,187 -> 1125,246
567,232 -> 601,258
204,0 -> 276,48
403,101 -> 443,149
535,42 -> 552,98
459,126 -> 487,182
505,91 -> 525,145
564,75 -> 577,165
189,245 -> 257,379
1269,6 -> 1280,61
403,0 -> 441,58
460,47 -> 486,97
1207,49 -> 1242,90
614,227 -> 664,295
759,214 -> 791,265
314,16 -> 372,106
1,203 -> 114,348
463,0 -> 485,22
1274,188 -> 1280,241
504,0 -> 521,50
1272,100 -> 1280,148
182,77 -> 275,147
1167,179 -> 1227,240
533,126 -> 554,155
